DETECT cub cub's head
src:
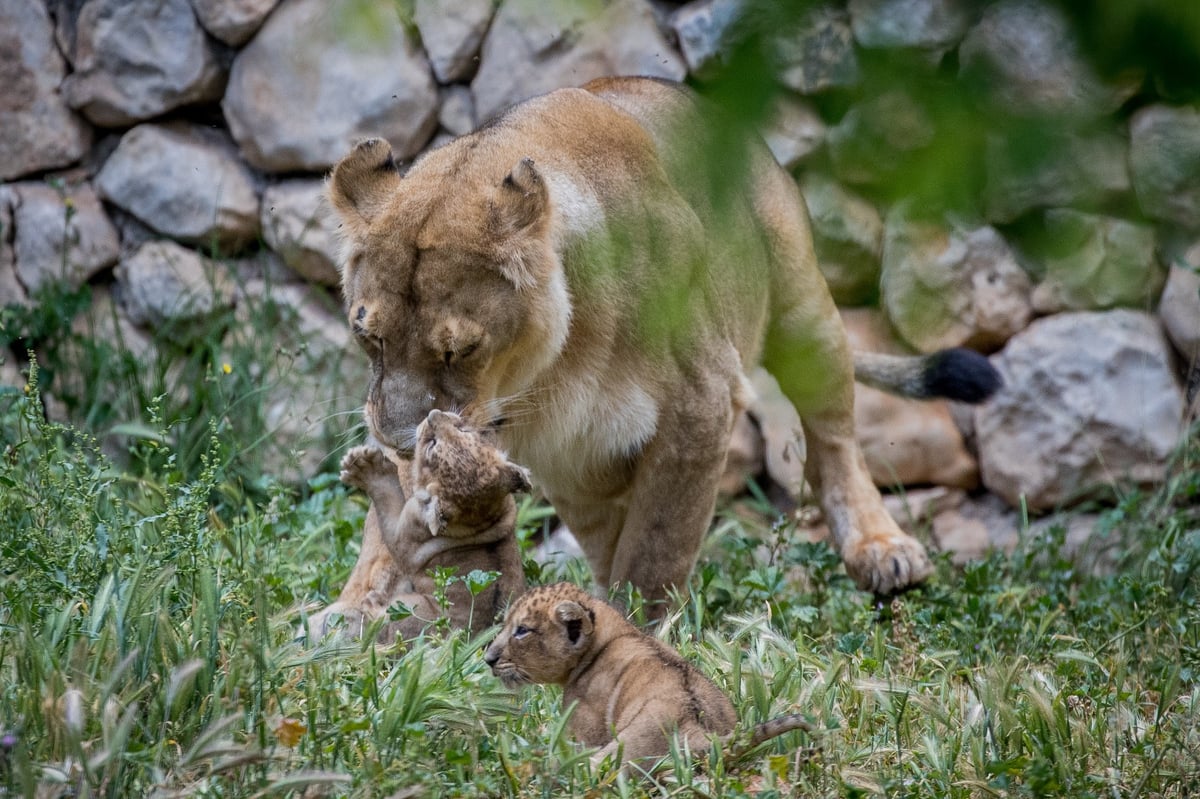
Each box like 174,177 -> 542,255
484,582 -> 598,687
327,138 -> 571,453
414,409 -> 530,526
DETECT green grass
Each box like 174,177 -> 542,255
2,293 -> 1199,797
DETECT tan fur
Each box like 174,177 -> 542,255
484,583 -> 812,770
308,410 -> 527,642
327,76 -> 951,613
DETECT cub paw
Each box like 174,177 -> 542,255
842,531 -> 933,596
413,488 -> 444,536
340,445 -> 395,493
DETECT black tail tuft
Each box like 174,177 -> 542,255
923,348 -> 1003,404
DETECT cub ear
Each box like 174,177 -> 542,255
328,138 -> 402,238
491,157 -> 548,237
505,463 -> 532,494
554,600 -> 594,647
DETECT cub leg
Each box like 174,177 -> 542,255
765,304 -> 933,595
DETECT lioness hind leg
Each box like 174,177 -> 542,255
764,307 -> 933,595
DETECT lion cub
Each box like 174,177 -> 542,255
484,582 -> 811,770
326,409 -> 528,642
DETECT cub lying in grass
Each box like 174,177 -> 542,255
309,410 -> 528,642
484,582 -> 813,771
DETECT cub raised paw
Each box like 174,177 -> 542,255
339,445 -> 402,497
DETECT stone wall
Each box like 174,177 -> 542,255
2,0 -> 1198,554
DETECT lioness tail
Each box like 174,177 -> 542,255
853,348 -> 1002,404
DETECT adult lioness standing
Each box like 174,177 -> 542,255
327,77 -> 999,612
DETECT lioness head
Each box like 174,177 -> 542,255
413,409 -> 530,528
327,138 -> 571,452
484,583 -> 598,687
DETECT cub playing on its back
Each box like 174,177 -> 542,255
484,582 -> 811,770
309,409 -> 528,642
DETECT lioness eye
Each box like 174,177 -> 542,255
444,342 -> 479,366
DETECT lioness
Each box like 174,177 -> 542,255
308,409 -> 527,642
484,582 -> 813,769
327,76 -> 1000,613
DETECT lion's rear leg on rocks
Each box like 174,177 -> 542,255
757,170 -> 933,596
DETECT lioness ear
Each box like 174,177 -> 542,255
492,157 -> 548,236
555,600 -> 594,647
328,138 -> 402,238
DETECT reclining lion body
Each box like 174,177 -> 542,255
327,77 -> 999,612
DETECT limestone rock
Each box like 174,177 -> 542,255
827,91 -> 935,185
413,0 -> 495,83
96,123 -> 260,252
0,1 -> 92,180
982,129 -> 1130,224
223,0 -> 438,172
720,409 -> 764,497
747,368 -> 807,498
880,208 -> 1033,352
261,180 -> 340,286
761,93 -> 826,169
189,0 -> 280,46
0,190 -> 27,309
1158,241 -> 1200,365
842,308 -> 979,489
0,350 -> 21,388
60,0 -> 225,127
1029,210 -> 1162,314
1130,104 -> 1200,231
959,0 -> 1134,119
471,0 -> 686,122
9,181 -> 120,294
438,85 -> 477,137
848,0 -> 971,50
930,492 -> 1017,564
776,5 -> 860,95
976,310 -> 1186,511
800,173 -> 882,305
669,0 -> 745,79
116,240 -> 236,329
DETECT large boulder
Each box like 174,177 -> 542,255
471,0 -> 685,122
848,0 -> 971,50
760,93 -> 826,170
8,181 -> 120,295
669,0 -> 746,80
0,1 -> 91,180
413,0 -> 495,83
115,240 -> 236,330
800,173 -> 883,305
223,0 -> 438,172
776,4 -> 861,95
880,208 -> 1033,352
842,308 -> 979,489
96,123 -> 260,253
976,310 -> 1186,511
1129,104 -> 1200,232
0,190 -> 25,308
826,91 -> 935,185
1029,210 -> 1162,314
981,129 -> 1130,224
59,0 -> 225,127
959,0 -> 1134,119
189,0 -> 280,46
261,180 -> 341,286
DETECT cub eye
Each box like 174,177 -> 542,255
513,625 -> 532,639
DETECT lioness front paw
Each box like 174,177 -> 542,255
842,532 -> 933,596
340,445 -> 396,494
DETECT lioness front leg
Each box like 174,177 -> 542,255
607,383 -> 734,616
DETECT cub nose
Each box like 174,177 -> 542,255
483,641 -> 500,668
